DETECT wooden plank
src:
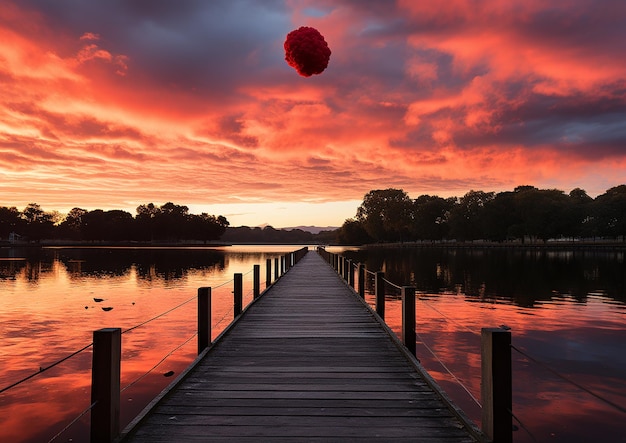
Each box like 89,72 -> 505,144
121,251 -> 480,442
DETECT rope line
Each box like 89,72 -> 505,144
511,344 -> 626,414
213,306 -> 234,330
507,407 -> 538,442
122,294 -> 196,334
382,277 -> 402,290
121,332 -> 197,393
0,342 -> 93,395
415,331 -> 482,408
419,298 -> 481,338
212,277 -> 234,289
46,401 -> 98,443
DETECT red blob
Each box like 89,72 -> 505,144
284,26 -> 331,77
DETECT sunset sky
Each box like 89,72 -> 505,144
1,1 -> 625,228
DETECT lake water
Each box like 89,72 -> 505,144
0,245 -> 297,443
329,245 -> 626,443
1,245 -> 624,442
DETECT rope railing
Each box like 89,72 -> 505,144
511,344 -> 626,414
120,331 -> 198,394
47,401 -> 98,443
382,277 -> 402,291
317,246 -> 626,443
5,248 -> 309,443
318,246 -> 509,442
0,342 -> 94,395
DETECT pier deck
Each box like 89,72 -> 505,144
122,251 -> 480,442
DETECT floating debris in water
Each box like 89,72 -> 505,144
94,298 -> 104,302
499,324 -> 511,330
85,306 -> 88,310
163,371 -> 175,377
102,307 -> 113,311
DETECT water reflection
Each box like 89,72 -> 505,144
335,246 -> 626,443
340,247 -> 626,307
0,245 -> 296,443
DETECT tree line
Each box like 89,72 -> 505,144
337,185 -> 626,244
0,202 -> 229,243
4,184 -> 625,245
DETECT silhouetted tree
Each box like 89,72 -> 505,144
411,195 -> 455,240
0,206 -> 24,239
593,185 -> 626,240
337,218 -> 372,245
356,189 -> 413,242
21,203 -> 55,241
449,190 -> 495,240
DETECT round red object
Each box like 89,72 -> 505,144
284,26 -> 331,77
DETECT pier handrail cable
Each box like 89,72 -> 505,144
382,277 -> 402,290
121,332 -> 197,393
506,406 -> 539,442
419,297 -> 481,337
511,344 -> 626,414
0,341 -> 93,395
47,401 -> 98,443
0,275 -> 237,395
415,329 -> 482,408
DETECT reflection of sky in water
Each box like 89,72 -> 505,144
0,246 -> 296,443
364,283 -> 625,443
1,245 -> 624,442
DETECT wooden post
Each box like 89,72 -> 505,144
481,328 -> 513,443
274,257 -> 279,280
339,256 -> 343,277
375,271 -> 385,320
253,264 -> 260,299
402,287 -> 416,355
198,287 -> 211,354
281,256 -> 285,275
347,260 -> 354,287
266,258 -> 271,288
358,263 -> 365,298
234,273 -> 243,317
91,328 -> 121,443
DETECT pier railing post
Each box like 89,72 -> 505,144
401,287 -> 416,355
198,287 -> 211,354
266,258 -> 271,288
375,271 -> 385,320
481,328 -> 513,443
274,257 -> 279,280
234,273 -> 243,317
90,328 -> 121,443
346,260 -> 354,287
358,263 -> 365,298
253,264 -> 260,299
281,256 -> 285,275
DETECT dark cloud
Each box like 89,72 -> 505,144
21,0 -> 290,95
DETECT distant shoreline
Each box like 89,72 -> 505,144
362,239 -> 626,250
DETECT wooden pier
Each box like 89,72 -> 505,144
120,250 -> 483,442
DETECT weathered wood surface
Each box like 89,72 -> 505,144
122,252 -> 478,442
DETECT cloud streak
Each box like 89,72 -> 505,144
1,0 -> 625,226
